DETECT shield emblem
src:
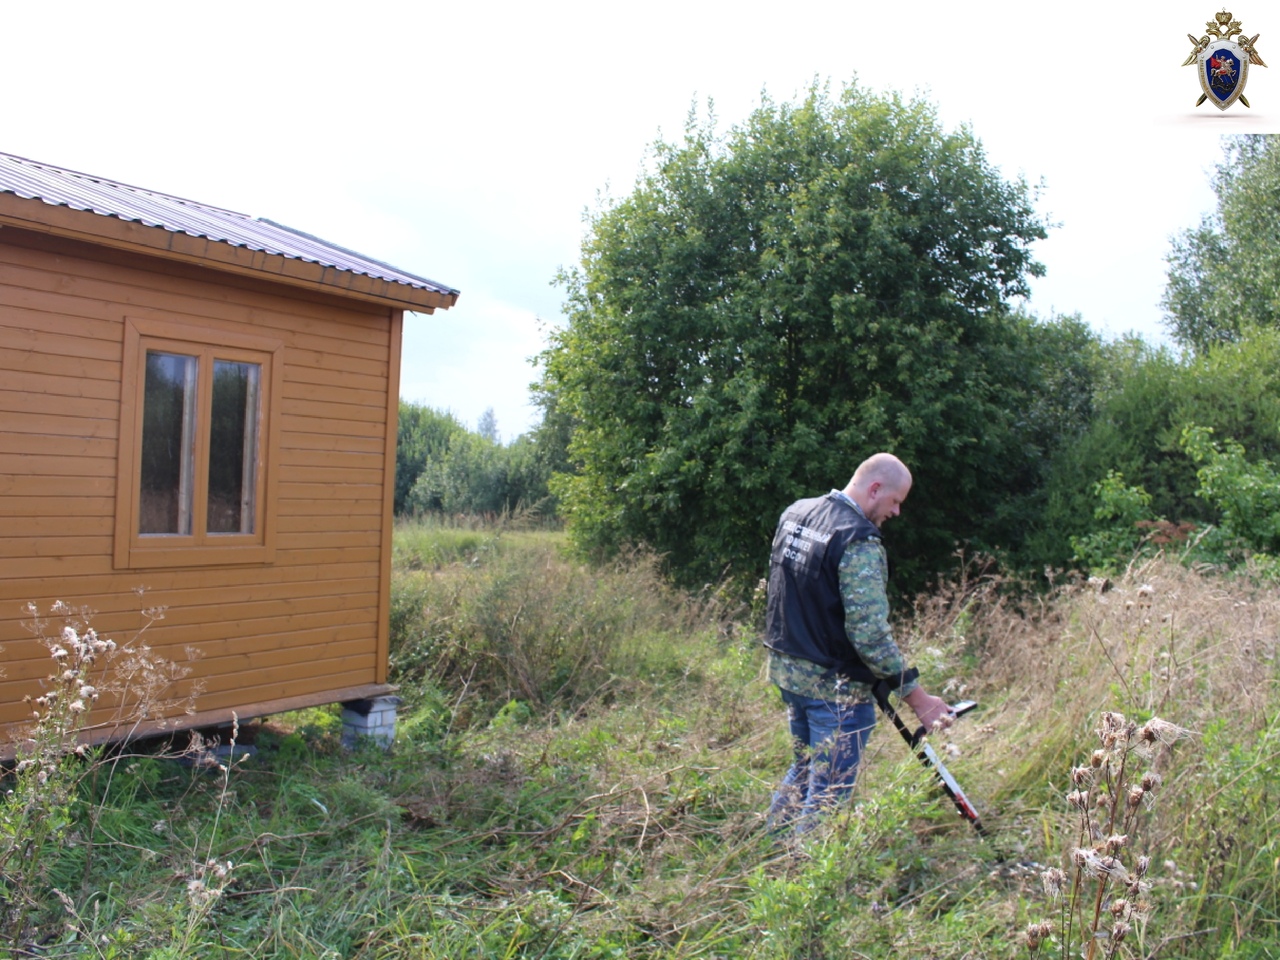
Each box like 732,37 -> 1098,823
1199,40 -> 1250,109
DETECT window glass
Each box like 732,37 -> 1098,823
208,360 -> 261,534
139,351 -> 197,535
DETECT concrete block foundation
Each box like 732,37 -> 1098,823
340,695 -> 402,749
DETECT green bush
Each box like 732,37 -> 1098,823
1068,471 -> 1155,574
1038,331 -> 1280,572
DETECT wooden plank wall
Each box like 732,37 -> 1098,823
0,229 -> 396,737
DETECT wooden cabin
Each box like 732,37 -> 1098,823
0,151 -> 458,750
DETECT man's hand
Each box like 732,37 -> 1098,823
902,687 -> 953,733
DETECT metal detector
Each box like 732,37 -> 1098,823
870,680 -> 987,836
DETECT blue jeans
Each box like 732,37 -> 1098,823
768,688 -> 877,833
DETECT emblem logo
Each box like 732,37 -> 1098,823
1182,10 -> 1267,109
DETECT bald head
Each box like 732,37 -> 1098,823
844,453 -> 912,527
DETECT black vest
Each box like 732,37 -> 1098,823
764,492 -> 883,678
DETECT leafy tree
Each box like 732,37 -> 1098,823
1164,135 -> 1280,352
541,81 -> 1052,593
395,403 -> 466,514
477,407 -> 500,443
408,430 -> 508,514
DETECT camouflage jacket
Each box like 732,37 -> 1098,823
767,508 -> 918,705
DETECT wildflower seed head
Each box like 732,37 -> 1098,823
1112,920 -> 1132,943
1024,923 -> 1042,949
1067,789 -> 1089,810
1146,717 -> 1193,745
1106,834 -> 1129,853
1071,765 -> 1092,786
1042,867 -> 1068,897
1128,785 -> 1146,808
1077,850 -> 1130,881
1098,711 -> 1127,740
1110,898 -> 1131,918
1136,855 -> 1151,878
69,700 -> 85,714
1023,921 -> 1050,950
1091,749 -> 1106,768
1141,771 -> 1162,792
50,645 -> 68,661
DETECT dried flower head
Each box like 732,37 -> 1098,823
1144,718 -> 1194,746
1024,922 -> 1045,950
1076,849 -> 1131,881
1042,867 -> 1068,898
1024,923 -> 1042,950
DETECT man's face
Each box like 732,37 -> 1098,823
865,480 -> 910,527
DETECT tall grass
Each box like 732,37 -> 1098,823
3,524 -> 1278,958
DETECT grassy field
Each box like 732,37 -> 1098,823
3,520 -> 1279,958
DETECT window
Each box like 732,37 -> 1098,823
115,318 -> 282,568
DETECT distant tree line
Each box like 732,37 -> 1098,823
394,403 -> 564,518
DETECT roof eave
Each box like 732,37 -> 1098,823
0,192 -> 458,314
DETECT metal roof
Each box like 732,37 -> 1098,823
0,150 -> 459,302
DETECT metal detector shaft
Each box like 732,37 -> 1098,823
871,681 -> 987,836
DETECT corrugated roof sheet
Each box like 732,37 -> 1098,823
0,150 -> 459,299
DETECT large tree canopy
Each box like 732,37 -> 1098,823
1164,135 -> 1280,352
541,82 -> 1053,592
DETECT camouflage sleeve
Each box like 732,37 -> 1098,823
838,540 -> 920,697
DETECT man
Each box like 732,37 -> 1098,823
764,452 -> 952,831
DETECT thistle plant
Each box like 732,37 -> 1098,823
1025,711 -> 1193,960
0,600 -> 201,947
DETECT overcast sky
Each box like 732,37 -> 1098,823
5,1 -> 1278,439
